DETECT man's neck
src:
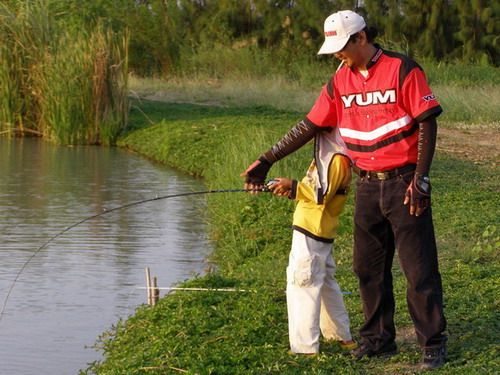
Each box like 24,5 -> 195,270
357,44 -> 378,70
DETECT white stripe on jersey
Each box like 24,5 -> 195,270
339,114 -> 412,141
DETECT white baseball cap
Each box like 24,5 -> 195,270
318,10 -> 366,54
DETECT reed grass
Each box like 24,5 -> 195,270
0,43 -> 21,133
37,27 -> 129,145
0,0 -> 128,145
0,2 -> 42,134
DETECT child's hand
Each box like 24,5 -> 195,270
268,178 -> 293,198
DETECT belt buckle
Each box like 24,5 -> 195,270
376,172 -> 388,180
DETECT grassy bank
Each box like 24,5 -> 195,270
82,97 -> 498,374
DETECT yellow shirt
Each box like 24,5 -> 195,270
291,154 -> 351,242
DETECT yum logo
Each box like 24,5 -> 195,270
341,89 -> 396,108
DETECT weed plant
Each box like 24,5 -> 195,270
82,100 -> 499,374
0,0 -> 128,145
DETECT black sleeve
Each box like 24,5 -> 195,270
261,119 -> 320,164
416,116 -> 437,177
415,106 -> 443,123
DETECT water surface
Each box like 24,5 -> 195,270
0,138 -> 210,374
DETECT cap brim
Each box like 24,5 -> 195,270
317,36 -> 350,55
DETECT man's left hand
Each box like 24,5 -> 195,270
404,175 -> 431,216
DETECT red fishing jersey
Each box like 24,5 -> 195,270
305,48 -> 443,171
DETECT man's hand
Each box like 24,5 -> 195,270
404,175 -> 431,216
267,178 -> 293,198
240,157 -> 272,195
240,172 -> 264,195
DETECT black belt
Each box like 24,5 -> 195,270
353,164 -> 416,180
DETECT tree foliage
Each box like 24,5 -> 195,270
452,0 -> 500,64
50,0 -> 500,75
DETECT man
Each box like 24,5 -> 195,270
241,10 -> 447,370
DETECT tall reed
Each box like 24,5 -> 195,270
0,41 -> 21,134
37,27 -> 129,145
0,0 -> 128,145
0,1 -> 45,135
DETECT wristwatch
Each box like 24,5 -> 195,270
416,175 -> 431,195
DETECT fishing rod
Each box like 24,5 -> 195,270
0,186 -> 273,321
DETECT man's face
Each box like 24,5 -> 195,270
333,36 -> 363,69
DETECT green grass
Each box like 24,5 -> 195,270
129,70 -> 500,130
174,44 -> 500,89
82,99 -> 499,374
433,85 -> 500,127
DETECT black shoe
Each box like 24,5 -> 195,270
345,342 -> 397,360
421,345 -> 446,370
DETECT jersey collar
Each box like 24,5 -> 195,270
366,43 -> 384,70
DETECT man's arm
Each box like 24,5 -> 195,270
415,116 -> 437,177
261,119 -> 319,163
241,77 -> 337,193
240,119 -> 320,193
404,116 -> 437,216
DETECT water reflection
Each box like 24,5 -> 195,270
0,138 -> 210,374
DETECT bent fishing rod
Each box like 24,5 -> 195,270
0,185 -> 274,321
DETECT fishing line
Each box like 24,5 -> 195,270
0,187 -> 269,321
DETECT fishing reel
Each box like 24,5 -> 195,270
263,180 -> 279,192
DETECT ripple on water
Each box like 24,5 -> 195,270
0,138 -> 211,374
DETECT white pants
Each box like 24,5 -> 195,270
286,230 -> 352,354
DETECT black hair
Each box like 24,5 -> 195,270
363,26 -> 378,42
349,26 -> 379,44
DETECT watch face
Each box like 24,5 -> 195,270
416,179 -> 430,194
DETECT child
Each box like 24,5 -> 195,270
268,128 -> 356,355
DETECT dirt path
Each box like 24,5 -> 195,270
142,94 -> 227,108
437,127 -> 499,164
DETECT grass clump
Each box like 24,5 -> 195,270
82,99 -> 499,374
0,0 -> 128,145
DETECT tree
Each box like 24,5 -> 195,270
402,0 -> 456,60
361,0 -> 404,41
452,0 -> 499,64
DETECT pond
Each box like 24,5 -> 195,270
0,138 -> 211,374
